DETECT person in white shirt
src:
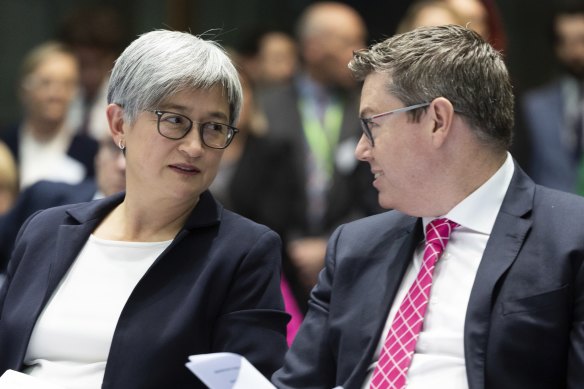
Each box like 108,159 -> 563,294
0,41 -> 98,190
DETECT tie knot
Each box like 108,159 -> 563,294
425,218 -> 458,250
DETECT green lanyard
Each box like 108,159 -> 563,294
299,97 -> 344,176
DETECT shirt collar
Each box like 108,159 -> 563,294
423,152 -> 514,235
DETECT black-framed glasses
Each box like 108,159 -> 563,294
152,110 -> 239,149
359,102 -> 430,147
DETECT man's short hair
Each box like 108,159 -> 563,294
349,24 -> 514,150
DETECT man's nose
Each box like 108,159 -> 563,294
355,133 -> 371,161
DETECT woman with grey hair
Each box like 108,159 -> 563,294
0,30 -> 289,388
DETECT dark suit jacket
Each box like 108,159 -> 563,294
0,179 -> 98,270
273,163 -> 584,389
258,82 -> 381,237
0,124 -> 99,179
0,191 -> 289,388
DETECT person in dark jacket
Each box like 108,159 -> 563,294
0,29 -> 288,389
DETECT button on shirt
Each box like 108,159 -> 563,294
362,153 -> 515,389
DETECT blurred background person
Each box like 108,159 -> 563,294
396,0 -> 465,33
0,41 -> 98,190
0,30 -> 288,388
396,0 -> 506,53
210,71 -> 302,246
235,29 -> 299,90
0,141 -> 18,215
59,5 -> 127,140
259,1 -> 381,311
0,136 -> 125,272
446,0 -> 490,38
209,69 -> 304,344
256,31 -> 299,87
521,0 -> 584,194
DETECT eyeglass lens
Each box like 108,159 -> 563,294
156,111 -> 235,149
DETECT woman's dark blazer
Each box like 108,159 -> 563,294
0,190 -> 289,388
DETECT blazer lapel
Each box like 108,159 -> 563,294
46,224 -> 97,295
45,194 -> 124,299
464,164 -> 534,389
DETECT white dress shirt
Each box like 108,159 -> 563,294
362,153 -> 514,388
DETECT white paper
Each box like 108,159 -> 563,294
185,352 -> 275,389
0,370 -> 65,389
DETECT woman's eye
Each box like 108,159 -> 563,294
164,115 -> 185,124
203,123 -> 225,132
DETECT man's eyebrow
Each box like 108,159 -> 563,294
359,108 -> 374,118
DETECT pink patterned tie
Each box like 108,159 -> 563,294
370,218 -> 458,389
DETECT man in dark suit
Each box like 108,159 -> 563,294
259,2 -> 380,309
273,25 -> 584,389
521,1 -> 584,193
0,137 -> 125,270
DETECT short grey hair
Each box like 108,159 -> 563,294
107,30 -> 242,126
349,24 -> 514,150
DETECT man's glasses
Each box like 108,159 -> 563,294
359,102 -> 430,147
152,110 -> 239,149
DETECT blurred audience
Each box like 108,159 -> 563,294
521,1 -> 584,193
256,31 -> 299,87
0,137 -> 125,272
209,70 -> 304,343
59,6 -> 127,140
445,0 -> 490,39
0,41 -> 98,190
0,141 -> 18,215
210,72 -> 301,238
397,0 -> 465,33
259,2 -> 381,310
236,29 -> 299,89
398,0 -> 506,52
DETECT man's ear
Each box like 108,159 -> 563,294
428,97 -> 455,148
106,104 -> 126,147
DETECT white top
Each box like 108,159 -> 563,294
362,153 -> 515,389
18,125 -> 85,189
23,235 -> 172,389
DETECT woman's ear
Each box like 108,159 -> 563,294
428,97 -> 455,148
106,104 -> 126,147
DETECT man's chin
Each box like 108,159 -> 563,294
378,196 -> 394,211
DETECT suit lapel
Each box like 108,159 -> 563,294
45,194 -> 124,301
464,164 -> 534,389
46,224 -> 97,295
346,217 -> 423,388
